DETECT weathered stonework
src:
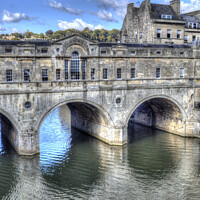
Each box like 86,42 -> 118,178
121,0 -> 200,44
0,34 -> 200,155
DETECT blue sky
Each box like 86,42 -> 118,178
0,0 -> 199,34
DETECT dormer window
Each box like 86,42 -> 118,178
188,22 -> 198,29
161,14 -> 172,19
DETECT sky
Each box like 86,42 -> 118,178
0,0 -> 199,34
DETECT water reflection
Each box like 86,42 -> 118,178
0,106 -> 200,199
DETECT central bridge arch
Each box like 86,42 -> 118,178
126,95 -> 187,137
35,99 -> 125,154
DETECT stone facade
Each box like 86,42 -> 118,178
121,0 -> 200,44
1,34 -> 200,155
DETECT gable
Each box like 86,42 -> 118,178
51,34 -> 98,57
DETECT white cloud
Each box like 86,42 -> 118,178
49,0 -> 82,15
94,24 -> 105,29
57,19 -> 105,30
90,0 -> 129,18
2,10 -> 35,23
181,0 -> 200,13
97,10 -> 117,22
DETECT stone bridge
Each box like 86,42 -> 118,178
0,35 -> 200,155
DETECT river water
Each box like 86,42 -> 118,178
0,105 -> 200,200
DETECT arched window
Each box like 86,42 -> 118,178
69,51 -> 86,80
71,51 -> 80,80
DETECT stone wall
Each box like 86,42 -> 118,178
130,98 -> 185,136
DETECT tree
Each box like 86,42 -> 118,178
24,30 -> 33,38
39,33 -> 45,39
45,30 -> 54,37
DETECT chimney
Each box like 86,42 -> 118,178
170,0 -> 180,15
127,3 -> 134,15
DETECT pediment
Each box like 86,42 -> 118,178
51,34 -> 98,46
51,34 -> 98,57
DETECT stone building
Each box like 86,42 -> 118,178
2,3 -> 200,155
121,0 -> 200,44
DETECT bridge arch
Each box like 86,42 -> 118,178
126,95 -> 187,136
0,107 -> 21,133
36,99 -> 115,143
0,106 -> 22,154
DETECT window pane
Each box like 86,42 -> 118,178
82,60 -> 86,80
91,68 -> 95,80
56,69 -> 61,80
157,29 -> 161,38
65,60 -> 68,80
103,68 -> 108,79
131,68 -> 135,79
180,68 -> 184,78
24,69 -> 30,82
156,68 -> 160,79
177,30 -> 181,39
6,69 -> 12,82
71,52 -> 80,80
42,69 -> 48,81
117,68 -> 121,79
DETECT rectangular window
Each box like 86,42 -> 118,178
117,68 -> 121,79
156,68 -> 160,79
167,15 -> 172,19
24,69 -> 30,82
189,22 -> 192,28
131,68 -> 135,79
193,35 -> 196,41
140,32 -> 142,39
103,68 -> 108,80
131,51 -> 136,55
71,59 -> 80,80
91,68 -> 95,80
101,51 -> 107,54
56,69 -> 61,81
41,49 -> 48,54
5,48 -> 12,54
177,30 -> 181,39
157,29 -> 161,38
65,60 -> 68,80
167,29 -> 171,39
6,69 -> 12,82
184,35 -> 188,43
180,68 -> 184,78
161,14 -> 172,19
135,31 -> 138,40
42,69 -> 48,82
161,14 -> 166,19
82,59 -> 86,80
156,51 -> 161,55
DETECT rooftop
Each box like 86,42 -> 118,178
150,3 -> 180,20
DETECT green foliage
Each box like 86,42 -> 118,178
11,37 -> 20,40
2,28 -> 121,43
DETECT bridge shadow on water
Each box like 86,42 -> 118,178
1,106 -> 200,199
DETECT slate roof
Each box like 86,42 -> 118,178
181,14 -> 200,23
0,40 -> 50,46
150,3 -> 180,20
